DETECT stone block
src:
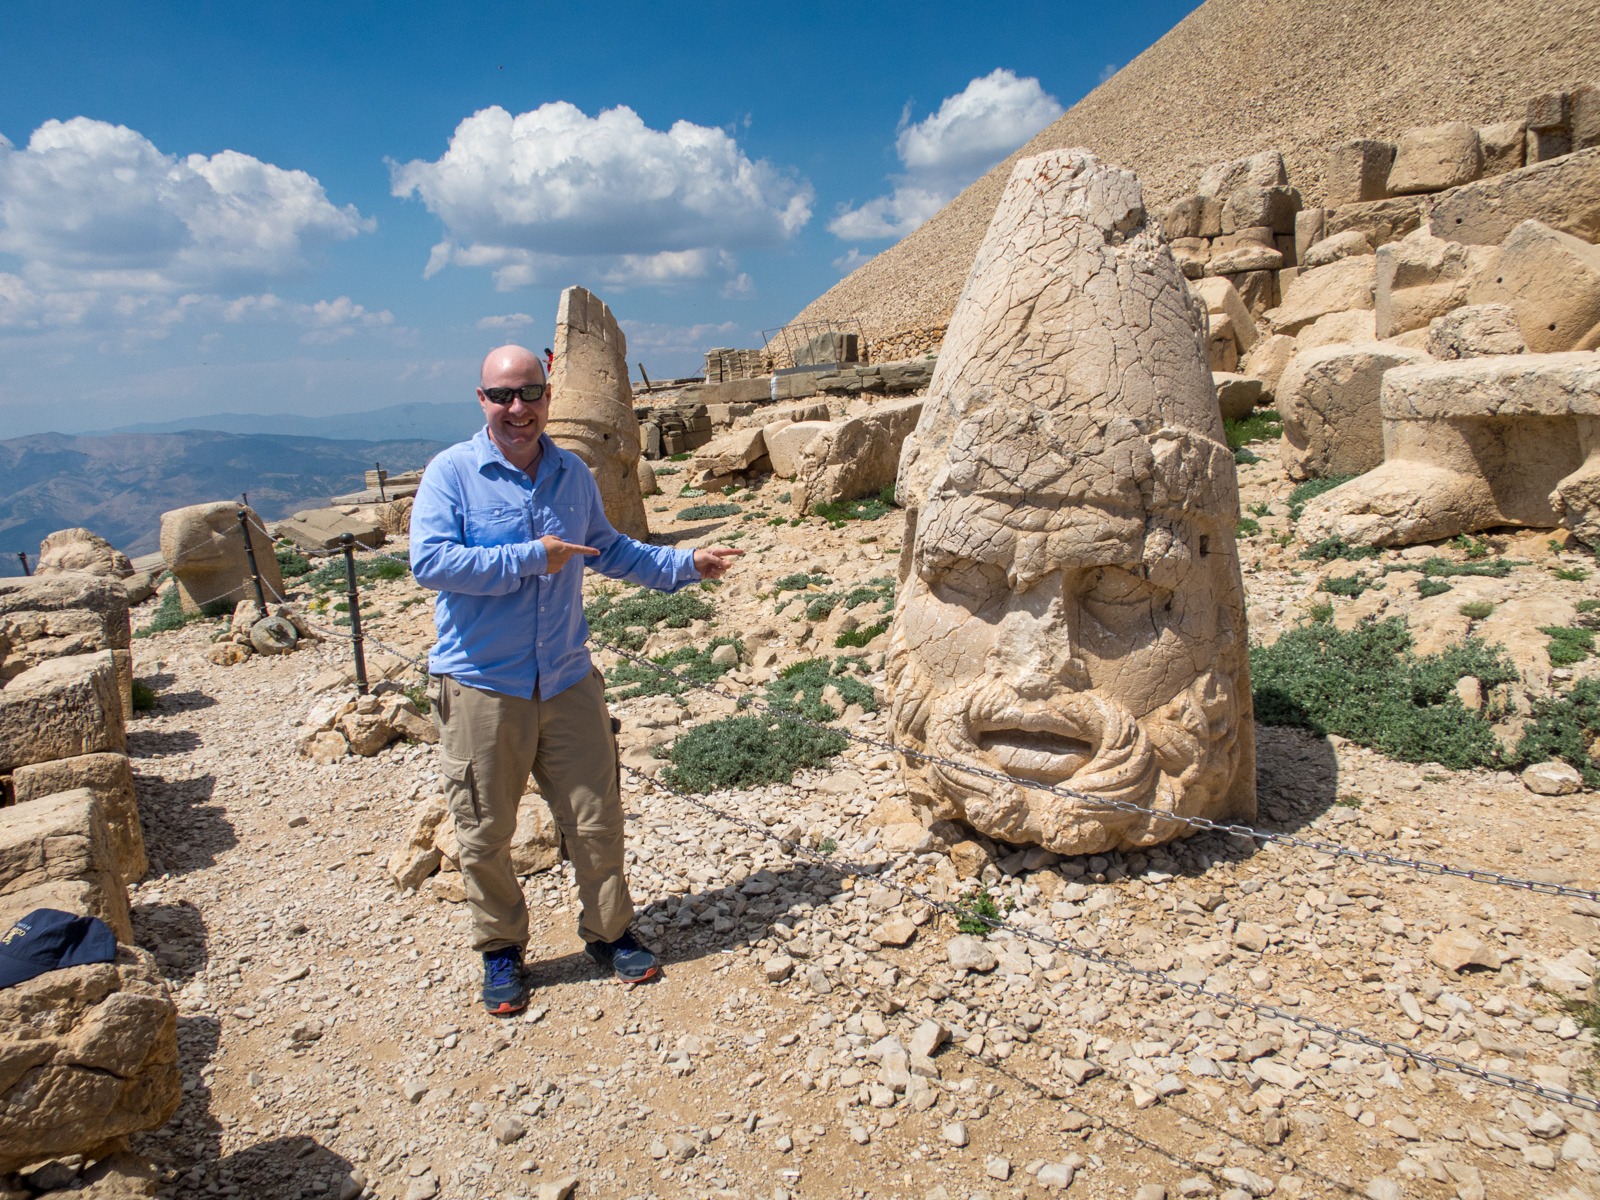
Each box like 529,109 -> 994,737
0,945 -> 179,1174
12,753 -> 145,885
1526,90 -> 1572,161
1157,194 -> 1206,239
1429,147 -> 1600,246
1268,256 -> 1376,334
0,652 -> 124,773
159,502 -> 284,616
1225,270 -> 1279,320
1197,150 -> 1286,200
1191,276 -> 1259,354
792,399 -> 922,515
1277,342 -> 1429,480
1207,227 -> 1283,274
0,789 -> 132,942
1425,303 -> 1527,360
1325,194 -> 1429,249
1170,237 -> 1210,278
771,372 -> 823,402
1387,122 -> 1483,194
734,400 -> 829,430
764,421 -> 832,479
1298,353 -> 1600,548
1294,206 -> 1326,265
1493,218 -> 1600,352
1574,83 -> 1600,152
1324,139 -> 1395,205
793,331 -> 859,367
275,506 -> 386,552
1478,121 -> 1527,175
1240,333 -> 1297,397
1295,309 -> 1378,349
1374,227 -> 1497,338
1221,186 -> 1300,235
676,377 -> 772,407
1302,229 -> 1373,269
692,427 -> 767,477
1213,373 -> 1264,421
0,575 -> 131,685
877,359 -> 936,393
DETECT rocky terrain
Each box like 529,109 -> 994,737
78,454 -> 1600,1200
795,0 -> 1600,345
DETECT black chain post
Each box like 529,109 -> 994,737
375,461 -> 386,504
16,552 -> 31,576
341,533 -> 369,695
236,509 -> 268,614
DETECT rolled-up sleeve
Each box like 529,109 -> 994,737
410,456 -> 547,595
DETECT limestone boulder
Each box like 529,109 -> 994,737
0,653 -> 124,773
1191,277 -> 1259,355
0,576 -> 131,686
275,507 -> 386,552
1301,229 -> 1373,270
12,753 -> 146,885
692,427 -> 767,479
0,789 -> 132,942
1295,309 -> 1378,350
1298,353 -> 1600,548
389,796 -> 449,889
1429,147 -> 1600,246
1425,303 -> 1528,360
636,458 -> 658,497
1277,343 -> 1429,480
0,946 -> 179,1175
1268,256 -> 1376,334
1386,122 -> 1483,194
732,400 -> 829,431
1493,219 -> 1600,352
1213,374 -> 1264,421
1221,186 -> 1300,236
1325,195 -> 1428,250
1373,227 -> 1497,338
1324,139 -> 1395,205
159,502 -> 284,616
792,399 -> 922,515
547,286 -> 649,540
889,150 -> 1254,855
1240,333 -> 1297,397
764,421 -> 831,479
1197,150 -> 1286,201
35,530 -> 133,580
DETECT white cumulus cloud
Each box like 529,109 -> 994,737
829,69 -> 1063,242
390,103 -> 813,289
0,118 -> 371,292
476,312 -> 536,331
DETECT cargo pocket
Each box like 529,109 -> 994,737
440,751 -> 481,828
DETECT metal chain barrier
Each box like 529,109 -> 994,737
591,639 -> 1600,906
630,768 -> 1600,1114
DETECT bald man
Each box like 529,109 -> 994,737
411,345 -> 741,1014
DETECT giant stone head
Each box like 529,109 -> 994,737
887,150 -> 1256,856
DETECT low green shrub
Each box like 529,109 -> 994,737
584,584 -> 716,651
606,638 -> 742,700
1287,474 -> 1356,521
1416,578 -> 1453,598
774,572 -> 831,593
1517,678 -> 1600,787
766,656 -> 878,721
301,555 -> 409,593
678,503 -> 742,521
1224,409 -> 1283,450
1552,565 -> 1592,582
275,545 -> 313,578
662,715 -> 848,791
1415,556 -> 1522,579
835,621 -> 889,648
1236,517 -> 1261,537
1319,574 -> 1370,597
812,496 -> 891,525
131,681 -> 156,712
954,888 -> 1009,937
1458,601 -> 1494,620
1302,537 -> 1381,563
133,588 -> 228,637
1251,612 -> 1519,770
1541,625 -> 1596,667
1451,534 -> 1492,560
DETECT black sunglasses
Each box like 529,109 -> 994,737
482,384 -> 546,405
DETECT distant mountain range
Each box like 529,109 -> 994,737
0,430 -> 447,576
112,400 -> 484,445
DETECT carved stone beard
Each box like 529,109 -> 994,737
888,646 -> 1241,854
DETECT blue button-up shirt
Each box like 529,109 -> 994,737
411,428 -> 699,699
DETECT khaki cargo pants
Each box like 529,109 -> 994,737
433,669 -> 631,953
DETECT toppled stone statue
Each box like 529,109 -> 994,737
547,287 -> 650,540
159,502 -> 284,615
34,528 -> 133,579
889,149 -> 1256,857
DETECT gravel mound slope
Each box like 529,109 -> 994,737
794,0 -> 1600,340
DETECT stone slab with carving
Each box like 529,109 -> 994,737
159,502 -> 284,616
0,652 -> 125,774
0,576 -> 132,722
547,286 -> 649,540
35,529 -> 133,580
1278,342 -> 1430,480
1492,218 -> 1600,352
0,946 -> 179,1175
1297,353 -> 1600,548
12,753 -> 146,885
275,506 -> 387,552
790,399 -> 923,515
888,149 -> 1255,856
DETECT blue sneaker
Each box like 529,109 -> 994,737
585,930 -> 659,984
482,946 -> 527,1015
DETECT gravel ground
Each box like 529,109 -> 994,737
103,461 -> 1600,1200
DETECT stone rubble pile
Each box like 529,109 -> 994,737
202,597 -> 319,667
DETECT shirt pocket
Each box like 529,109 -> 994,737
536,501 -> 585,544
464,504 -> 528,547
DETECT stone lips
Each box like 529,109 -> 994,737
887,149 -> 1255,856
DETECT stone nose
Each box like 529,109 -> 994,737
992,575 -> 1092,698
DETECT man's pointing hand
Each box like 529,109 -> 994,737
693,546 -> 744,580
540,536 -> 600,574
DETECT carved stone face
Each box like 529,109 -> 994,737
886,149 -> 1254,855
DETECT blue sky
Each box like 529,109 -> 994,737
0,1 -> 1197,437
